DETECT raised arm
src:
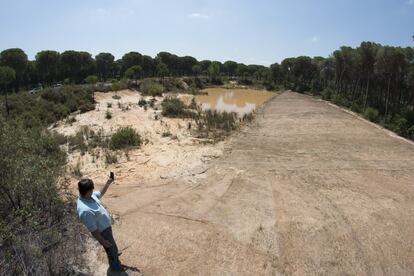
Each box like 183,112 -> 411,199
100,177 -> 114,197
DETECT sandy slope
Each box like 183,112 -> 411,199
60,91 -> 414,275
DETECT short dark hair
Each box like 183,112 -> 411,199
78,179 -> 94,196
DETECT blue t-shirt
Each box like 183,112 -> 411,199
77,191 -> 112,232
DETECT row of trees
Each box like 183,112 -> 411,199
267,43 -> 414,127
0,43 -> 413,135
0,48 -> 270,90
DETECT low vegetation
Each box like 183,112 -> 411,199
105,110 -> 112,119
195,110 -> 239,140
139,79 -> 164,96
104,150 -> 118,165
0,116 -> 86,275
161,97 -> 194,118
109,126 -> 141,150
0,85 -> 95,128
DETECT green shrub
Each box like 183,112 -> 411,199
2,85 -> 95,127
197,110 -> 238,132
333,94 -> 350,107
111,82 -> 121,91
85,75 -> 98,84
149,98 -> 156,108
0,116 -> 86,275
105,110 -> 112,120
322,88 -> 333,100
79,102 -> 95,113
162,131 -> 172,137
107,102 -> 112,108
408,125 -> 414,140
52,131 -> 68,145
138,99 -> 147,107
162,78 -> 185,92
110,127 -> 141,150
364,107 -> 379,123
351,103 -> 363,113
161,97 -> 192,118
140,79 -> 164,96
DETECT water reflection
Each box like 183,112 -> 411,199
195,88 -> 274,116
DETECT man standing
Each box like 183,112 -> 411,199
77,176 -> 123,272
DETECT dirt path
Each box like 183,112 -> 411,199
100,92 -> 414,275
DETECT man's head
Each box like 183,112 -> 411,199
78,178 -> 94,198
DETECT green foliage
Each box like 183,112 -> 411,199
124,65 -> 143,80
67,126 -> 107,154
1,85 -> 95,126
79,102 -> 95,113
140,79 -> 164,96
156,62 -> 169,78
197,110 -> 238,133
161,97 -> 193,118
0,116 -> 86,275
60,50 -> 94,83
35,50 -> 60,84
110,126 -> 141,150
110,79 -> 128,91
351,102 -> 363,113
321,88 -> 333,100
122,52 -> 143,71
192,64 -> 202,76
162,78 -> 186,92
208,61 -> 221,84
138,98 -> 147,107
85,74 -> 98,84
333,94 -> 351,107
0,48 -> 27,84
105,110 -> 112,119
0,66 -> 16,86
51,130 -> 68,145
364,107 -> 380,122
95,52 -> 115,81
162,131 -> 172,137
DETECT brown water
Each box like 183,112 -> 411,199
195,88 -> 274,116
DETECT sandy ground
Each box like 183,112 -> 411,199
53,89 -> 227,275
59,91 -> 414,275
54,90 -> 225,195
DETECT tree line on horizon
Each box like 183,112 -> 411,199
0,42 -> 413,137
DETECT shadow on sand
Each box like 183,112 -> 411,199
106,264 -> 142,276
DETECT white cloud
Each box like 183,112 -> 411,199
311,35 -> 320,42
189,13 -> 210,19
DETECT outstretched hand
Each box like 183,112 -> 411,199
101,174 -> 115,197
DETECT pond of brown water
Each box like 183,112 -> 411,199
195,88 -> 274,116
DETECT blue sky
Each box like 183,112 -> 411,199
0,0 -> 413,65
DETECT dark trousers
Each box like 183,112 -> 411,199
101,227 -> 122,271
